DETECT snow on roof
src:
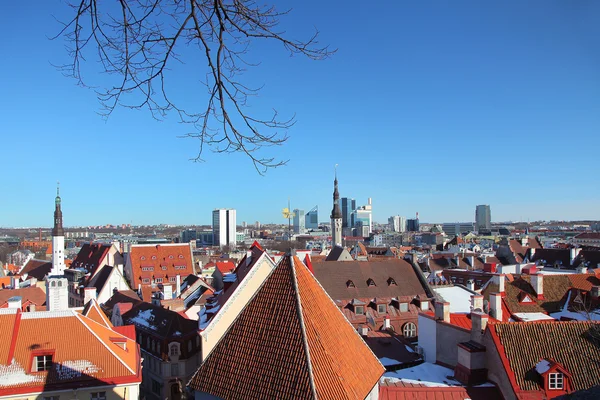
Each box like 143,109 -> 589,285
379,357 -> 402,367
383,362 -> 462,387
550,310 -> 600,321
56,360 -> 102,380
0,362 -> 44,387
433,286 -> 473,313
513,312 -> 555,322
537,268 -> 578,275
535,359 -> 552,374
129,309 -> 157,330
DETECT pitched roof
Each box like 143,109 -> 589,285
19,259 -> 52,281
128,243 -> 195,287
82,298 -> 113,328
312,258 -> 429,301
0,287 -> 46,308
488,321 -> 600,392
70,243 -> 112,277
0,308 -> 140,395
188,256 -> 384,399
122,301 -> 198,340
88,265 -> 115,293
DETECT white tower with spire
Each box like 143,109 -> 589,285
50,183 -> 66,276
330,166 -> 343,247
47,183 -> 68,311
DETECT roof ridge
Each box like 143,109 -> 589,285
290,256 -> 318,400
75,313 -> 135,374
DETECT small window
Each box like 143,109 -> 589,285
141,256 -> 146,261
387,277 -> 397,286
57,281 -> 62,287
169,276 -> 176,282
346,280 -> 355,288
367,278 -> 376,287
152,255 -> 157,260
403,322 -> 417,338
399,303 -> 409,312
162,266 -> 167,270
155,278 -> 163,283
170,344 -> 178,357
152,379 -> 162,395
549,372 -> 564,390
91,392 -> 106,400
355,306 -> 365,315
377,304 -> 386,314
179,255 -> 184,259
35,355 -> 53,372
142,278 -> 151,284
169,255 -> 174,259
43,396 -> 59,400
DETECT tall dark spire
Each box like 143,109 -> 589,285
331,167 -> 342,219
52,182 -> 64,237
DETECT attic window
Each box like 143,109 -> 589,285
355,306 -> 365,315
518,292 -> 534,303
169,255 -> 174,259
179,255 -> 184,259
549,373 -> 564,390
399,303 -> 409,312
34,355 -> 53,372
141,256 -> 146,261
367,278 -> 376,287
152,256 -> 157,260
377,304 -> 386,313
387,277 -> 397,286
346,280 -> 355,288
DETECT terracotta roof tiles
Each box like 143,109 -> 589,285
188,255 -> 384,399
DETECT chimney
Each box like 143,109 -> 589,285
570,248 -> 581,266
435,301 -> 450,323
471,295 -> 483,312
577,265 -> 588,274
469,256 -> 475,270
489,293 -> 503,321
467,279 -> 475,291
163,284 -> 173,300
492,274 -> 505,293
176,274 -> 182,297
7,296 -> 22,310
84,287 -> 97,305
531,273 -> 544,299
470,311 -> 488,343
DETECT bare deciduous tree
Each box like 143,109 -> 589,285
54,0 -> 334,173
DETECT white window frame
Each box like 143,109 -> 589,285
377,304 -> 386,314
35,355 -> 53,372
91,392 -> 106,400
403,322 -> 417,338
355,306 -> 364,315
549,372 -> 564,390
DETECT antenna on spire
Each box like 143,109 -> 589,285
334,164 -> 338,180
57,181 -> 60,197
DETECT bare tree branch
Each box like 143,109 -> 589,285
54,0 -> 335,174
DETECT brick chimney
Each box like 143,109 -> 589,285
435,301 -> 450,323
492,274 -> 505,293
531,273 -> 544,299
489,293 -> 503,321
471,295 -> 483,312
470,311 -> 488,343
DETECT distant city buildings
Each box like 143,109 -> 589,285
442,222 -> 475,236
305,206 -> 318,230
180,228 -> 197,243
293,208 -> 305,234
388,215 -> 407,233
341,197 -> 356,228
476,204 -> 491,231
212,208 -> 236,248
407,217 -> 420,232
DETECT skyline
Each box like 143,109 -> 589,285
2,0 -> 599,226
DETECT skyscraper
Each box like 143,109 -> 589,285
212,209 -> 237,248
475,205 -> 491,231
341,197 -> 356,228
293,209 -> 305,234
305,206 -> 318,230
388,216 -> 406,232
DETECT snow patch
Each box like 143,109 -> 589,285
383,362 -> 461,387
379,357 -> 401,367
129,309 -> 157,330
57,360 -> 102,380
433,287 -> 473,313
0,362 -> 44,387
513,312 -> 555,322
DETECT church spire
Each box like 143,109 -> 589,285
330,166 -> 342,247
52,182 -> 64,237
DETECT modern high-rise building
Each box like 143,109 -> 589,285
388,215 -> 406,233
293,209 -> 305,234
407,218 -> 420,232
353,198 -> 373,235
305,206 -> 319,230
341,197 -> 356,228
475,204 -> 491,231
212,208 -> 237,248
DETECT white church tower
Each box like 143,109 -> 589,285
47,184 -> 68,311
330,169 -> 343,247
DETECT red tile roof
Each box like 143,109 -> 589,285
19,259 -> 52,281
70,243 -> 112,277
0,287 -> 46,310
188,255 -> 384,399
0,309 -> 141,396
128,243 -> 195,288
488,321 -> 600,394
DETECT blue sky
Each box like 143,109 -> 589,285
1,1 -> 599,227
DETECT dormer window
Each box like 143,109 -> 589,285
355,306 -> 365,315
367,278 -> 376,287
34,354 -> 53,372
141,256 -> 146,261
179,255 -> 184,259
399,303 -> 409,312
346,280 -> 355,288
169,255 -> 174,259
377,304 -> 386,313
518,292 -> 534,303
549,373 -> 563,390
152,256 -> 157,260
387,277 -> 397,286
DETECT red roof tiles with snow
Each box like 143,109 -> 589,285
129,243 -> 194,288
